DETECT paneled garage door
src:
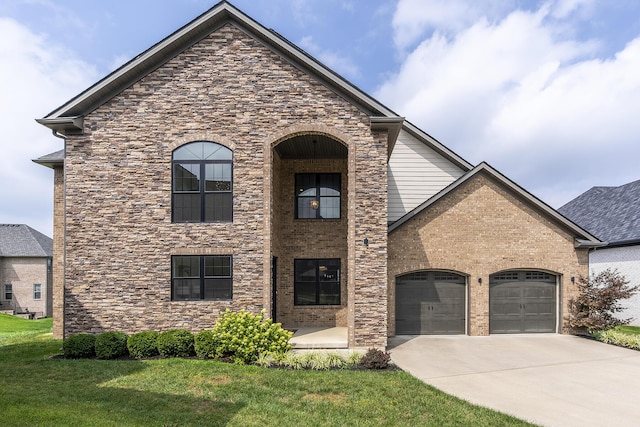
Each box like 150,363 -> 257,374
396,271 -> 466,335
490,271 -> 557,334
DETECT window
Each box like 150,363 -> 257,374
4,284 -> 12,300
295,173 -> 340,219
172,141 -> 232,223
294,259 -> 340,305
33,284 -> 42,300
172,255 -> 232,301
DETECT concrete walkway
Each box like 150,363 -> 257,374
289,327 -> 348,349
389,334 -> 640,427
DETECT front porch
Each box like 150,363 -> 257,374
289,327 -> 348,349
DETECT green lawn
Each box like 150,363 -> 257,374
0,313 -> 52,345
0,316 -> 534,427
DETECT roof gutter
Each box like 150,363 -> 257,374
574,239 -> 608,249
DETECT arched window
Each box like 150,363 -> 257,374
172,141 -> 232,223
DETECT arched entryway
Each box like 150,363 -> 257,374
395,270 -> 467,334
489,270 -> 558,333
270,132 -> 349,329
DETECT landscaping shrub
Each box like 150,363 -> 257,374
95,331 -> 129,359
127,331 -> 159,359
209,309 -> 292,364
567,269 -> 640,333
359,348 -> 391,369
593,329 -> 640,350
156,329 -> 195,358
63,333 -> 96,358
194,330 -> 218,359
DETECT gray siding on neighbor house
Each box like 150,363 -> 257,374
388,129 -> 465,222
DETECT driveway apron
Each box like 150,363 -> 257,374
389,334 -> 640,427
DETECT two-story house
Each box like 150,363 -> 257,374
34,1 -> 600,347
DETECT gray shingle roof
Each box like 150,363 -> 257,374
558,179 -> 640,244
0,224 -> 53,257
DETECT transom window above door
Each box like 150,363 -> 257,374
295,173 -> 341,219
172,141 -> 232,223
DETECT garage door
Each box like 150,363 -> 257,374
490,271 -> 556,334
396,271 -> 466,335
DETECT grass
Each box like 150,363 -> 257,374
0,316 -> 534,427
0,313 -> 52,345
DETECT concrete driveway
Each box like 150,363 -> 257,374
388,334 -> 640,427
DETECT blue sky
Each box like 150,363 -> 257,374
2,0 -> 640,237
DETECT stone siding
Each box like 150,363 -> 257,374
53,165 -> 64,337
388,173 -> 588,336
60,24 -> 388,346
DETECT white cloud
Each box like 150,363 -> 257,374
378,1 -> 640,208
0,17 -> 98,235
391,0 -> 510,50
299,35 -> 361,80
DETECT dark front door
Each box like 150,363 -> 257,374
396,271 -> 466,335
271,257 -> 277,322
490,271 -> 556,333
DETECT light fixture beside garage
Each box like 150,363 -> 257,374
478,277 -> 482,284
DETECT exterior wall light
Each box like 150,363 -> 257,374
478,277 -> 482,284
363,238 -> 369,246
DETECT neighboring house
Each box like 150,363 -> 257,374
0,224 -> 53,318
33,1 -> 601,347
559,180 -> 640,325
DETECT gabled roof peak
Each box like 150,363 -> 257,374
389,162 -> 601,246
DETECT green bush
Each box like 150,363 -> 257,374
157,329 -> 195,358
194,330 -> 219,359
208,309 -> 293,364
95,331 -> 129,359
63,333 -> 96,358
127,331 -> 159,359
359,348 -> 391,369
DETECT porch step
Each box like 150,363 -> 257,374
289,327 -> 348,349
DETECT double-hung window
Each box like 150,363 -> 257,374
4,284 -> 12,300
294,259 -> 341,305
172,141 -> 232,222
295,173 -> 340,219
172,255 -> 232,301
33,284 -> 42,300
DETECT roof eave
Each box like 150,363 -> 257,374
36,117 -> 83,135
370,116 -> 404,159
575,239 -> 608,249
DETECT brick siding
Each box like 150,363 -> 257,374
388,173 -> 588,336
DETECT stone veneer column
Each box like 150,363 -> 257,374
52,165 -> 64,339
349,131 -> 388,348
